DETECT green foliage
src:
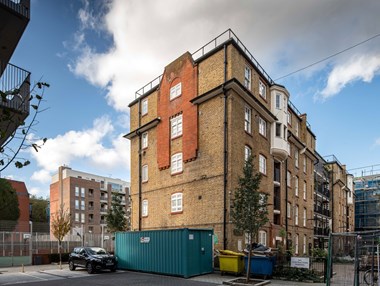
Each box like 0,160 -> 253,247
0,178 -> 20,230
231,156 -> 269,240
30,195 -> 49,223
106,194 -> 127,233
230,156 -> 269,283
311,247 -> 328,258
273,267 -> 324,282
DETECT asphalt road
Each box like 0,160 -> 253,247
0,268 -> 219,286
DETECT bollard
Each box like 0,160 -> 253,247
22,264 -> 24,273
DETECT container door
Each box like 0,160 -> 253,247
199,231 -> 213,274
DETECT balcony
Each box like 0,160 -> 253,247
0,0 -> 30,75
100,196 -> 108,202
314,227 -> 330,236
0,63 -> 30,146
100,208 -> 107,214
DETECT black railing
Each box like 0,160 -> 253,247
0,0 -> 30,19
135,29 -> 275,99
288,100 -> 312,129
314,227 -> 330,236
0,63 -> 30,113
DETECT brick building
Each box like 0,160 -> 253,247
6,179 -> 30,232
125,29 -> 353,252
50,166 -> 130,238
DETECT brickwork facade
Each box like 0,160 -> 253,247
126,31 -> 353,252
50,166 -> 130,238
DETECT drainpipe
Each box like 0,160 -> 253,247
285,158 -> 288,250
138,99 -> 142,231
223,44 -> 228,250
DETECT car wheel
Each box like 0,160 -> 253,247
86,262 -> 95,274
69,260 -> 76,271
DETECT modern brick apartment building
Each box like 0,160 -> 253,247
125,29 -> 354,252
50,166 -> 130,238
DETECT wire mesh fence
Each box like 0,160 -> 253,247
327,231 -> 380,286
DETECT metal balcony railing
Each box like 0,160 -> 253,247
314,227 -> 330,236
0,0 -> 30,19
0,63 -> 30,113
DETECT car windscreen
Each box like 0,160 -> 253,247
87,247 -> 107,255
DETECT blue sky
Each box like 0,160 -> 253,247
3,0 -> 380,198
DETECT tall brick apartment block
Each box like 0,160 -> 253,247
50,166 -> 130,238
125,30 -> 354,252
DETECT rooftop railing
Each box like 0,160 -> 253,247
0,0 -> 30,19
0,63 -> 30,114
324,155 -> 342,166
288,100 -> 311,129
135,29 -> 274,99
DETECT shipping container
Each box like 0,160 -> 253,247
115,228 -> 213,278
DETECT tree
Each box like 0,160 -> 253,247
51,205 -> 71,269
230,156 -> 269,283
0,178 -> 20,231
30,195 -> 49,222
0,80 -> 49,171
106,194 -> 128,234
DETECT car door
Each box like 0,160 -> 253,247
78,248 -> 87,267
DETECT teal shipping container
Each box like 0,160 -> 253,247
115,228 -> 213,278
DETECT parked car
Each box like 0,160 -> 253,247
68,247 -> 118,274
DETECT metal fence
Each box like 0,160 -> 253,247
327,231 -> 380,286
0,231 -> 115,266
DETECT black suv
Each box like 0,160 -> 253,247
68,247 -> 118,274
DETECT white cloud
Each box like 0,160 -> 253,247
319,55 -> 380,99
375,138 -> 380,146
66,0 -> 380,109
29,115 -> 130,183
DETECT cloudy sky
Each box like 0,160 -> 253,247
4,0 -> 380,198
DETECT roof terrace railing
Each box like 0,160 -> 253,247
0,0 -> 30,19
324,155 -> 342,166
288,100 -> 311,129
0,63 -> 30,113
135,29 -> 274,99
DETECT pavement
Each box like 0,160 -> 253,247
0,264 -> 326,285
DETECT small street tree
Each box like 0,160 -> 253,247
106,194 -> 128,236
231,156 -> 269,283
51,205 -> 71,269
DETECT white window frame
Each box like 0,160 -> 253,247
81,187 -> 85,197
275,123 -> 281,137
287,111 -> 291,125
244,66 -> 252,90
295,234 -> 299,255
303,181 -> 307,200
303,156 -> 307,173
287,202 -> 291,218
171,153 -> 183,174
141,98 -> 148,116
295,205 -> 299,225
142,165 -> 148,182
259,80 -> 266,99
75,186 -> 79,197
75,199 -> 79,210
245,145 -> 252,162
81,213 -> 85,223
75,212 -> 79,222
244,106 -> 252,134
303,234 -> 307,254
275,93 -> 281,109
142,132 -> 148,149
303,207 -> 307,227
258,230 -> 267,246
287,171 -> 291,187
295,176 -> 299,196
295,121 -> 299,136
170,82 -> 182,100
171,193 -> 183,213
171,114 -> 183,138
259,154 -> 267,175
259,117 -> 266,137
81,200 -> 85,211
295,149 -> 299,168
142,199 -> 148,217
